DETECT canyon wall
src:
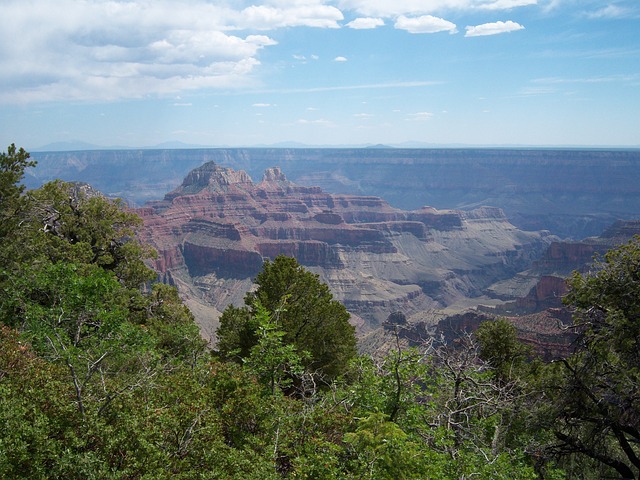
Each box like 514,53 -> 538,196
137,162 -> 555,336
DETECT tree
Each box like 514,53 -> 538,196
384,311 -> 407,328
0,144 -> 37,277
243,300 -> 308,395
144,283 -> 207,363
476,318 -> 531,384
216,256 -> 357,382
0,180 -> 158,332
424,336 -> 524,461
344,412 -> 432,479
0,145 -> 288,478
13,261 -> 160,419
0,144 -> 36,240
23,180 -> 157,288
540,237 -> 640,479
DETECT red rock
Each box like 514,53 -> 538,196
137,161 -> 552,330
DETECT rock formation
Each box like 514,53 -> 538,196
138,162 -> 554,338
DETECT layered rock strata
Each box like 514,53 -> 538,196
138,162 -> 554,336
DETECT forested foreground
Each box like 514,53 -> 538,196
3,145 -> 640,479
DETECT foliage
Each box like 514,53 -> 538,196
476,317 -> 532,383
23,180 -> 157,288
216,304 -> 256,360
385,310 -> 407,326
217,255 -> 357,382
418,335 -> 538,479
344,412 -> 431,479
243,299 -> 308,395
0,144 -> 36,239
143,283 -> 207,362
539,237 -> 640,478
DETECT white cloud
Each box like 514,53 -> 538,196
237,4 -> 343,29
346,17 -> 385,29
297,118 -> 334,126
293,53 -> 320,62
532,74 -> 640,84
353,113 -> 374,118
0,0 -> 340,104
334,56 -> 349,62
515,86 -> 557,96
253,103 -> 276,107
406,112 -> 434,120
585,5 -> 637,19
338,0 -> 536,17
477,0 -> 537,10
465,20 -> 525,36
395,15 -> 458,34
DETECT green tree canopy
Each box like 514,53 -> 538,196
0,144 -> 35,238
476,318 -> 531,383
216,255 -> 357,383
540,237 -> 640,479
23,180 -> 157,288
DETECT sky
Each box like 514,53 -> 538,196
1,0 -> 639,149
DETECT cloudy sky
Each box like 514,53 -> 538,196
1,0 -> 639,149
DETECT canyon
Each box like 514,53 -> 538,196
28,147 -> 640,239
137,161 -> 556,341
26,148 -> 640,354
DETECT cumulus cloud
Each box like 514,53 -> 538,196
0,0 -> 339,104
465,20 -> 525,36
395,15 -> 458,34
334,56 -> 349,62
346,17 -> 385,29
238,4 -> 343,29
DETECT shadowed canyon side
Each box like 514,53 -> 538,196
137,162 -> 555,338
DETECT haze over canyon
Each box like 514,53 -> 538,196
28,148 -> 640,239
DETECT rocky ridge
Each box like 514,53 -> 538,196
138,162 -> 555,338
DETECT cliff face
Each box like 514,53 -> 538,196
138,162 -> 554,334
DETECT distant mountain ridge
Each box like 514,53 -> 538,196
26,147 -> 640,239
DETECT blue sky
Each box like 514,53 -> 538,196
1,0 -> 639,149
